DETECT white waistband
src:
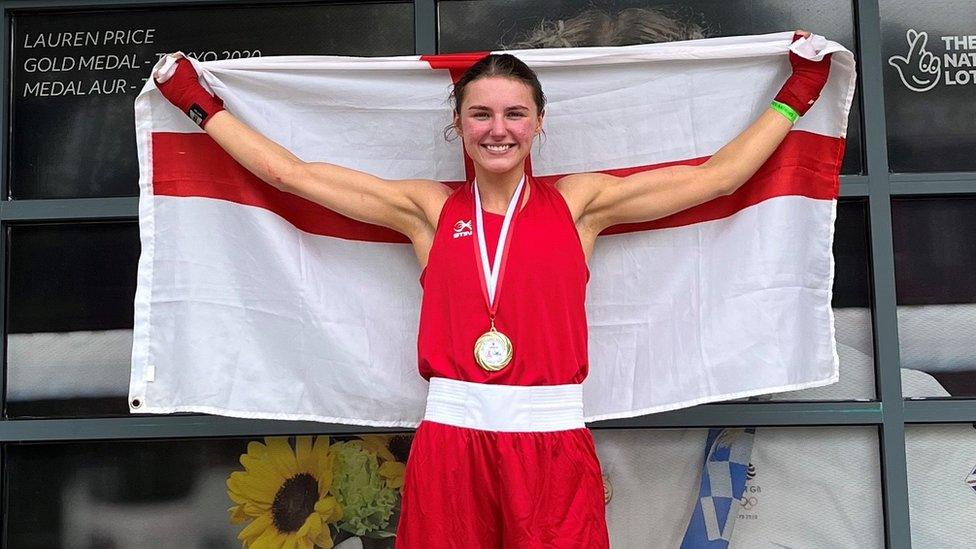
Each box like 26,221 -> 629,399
424,377 -> 585,432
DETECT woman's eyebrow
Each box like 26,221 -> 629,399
466,105 -> 531,111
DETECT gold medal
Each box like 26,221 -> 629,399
474,322 -> 513,372
472,177 -> 526,374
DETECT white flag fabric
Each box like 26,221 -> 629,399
130,32 -> 855,427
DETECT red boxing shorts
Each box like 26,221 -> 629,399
396,378 -> 610,548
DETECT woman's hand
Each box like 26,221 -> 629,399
154,56 -> 225,128
774,29 -> 831,117
152,55 -> 448,246
559,29 -> 832,234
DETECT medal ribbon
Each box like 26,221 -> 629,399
473,176 -> 526,320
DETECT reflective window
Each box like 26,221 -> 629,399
10,3 -> 414,199
881,0 -> 976,172
906,424 -> 976,546
5,223 -> 139,418
4,428 -> 881,547
892,197 -> 976,398
438,0 -> 863,175
4,434 -> 413,548
599,427 -> 884,546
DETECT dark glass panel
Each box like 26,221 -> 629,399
892,197 -> 976,305
5,223 -> 138,418
4,434 -> 413,548
833,199 -> 872,309
10,3 -> 413,199
893,197 -> 976,397
4,428 -> 881,547
881,0 -> 976,172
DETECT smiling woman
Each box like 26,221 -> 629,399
445,55 -> 545,212
151,29 -> 833,548
457,78 -> 539,182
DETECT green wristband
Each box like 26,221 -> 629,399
770,100 -> 799,124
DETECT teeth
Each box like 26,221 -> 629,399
485,144 -> 513,152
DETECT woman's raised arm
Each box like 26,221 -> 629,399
155,58 -> 451,239
560,30 -> 831,234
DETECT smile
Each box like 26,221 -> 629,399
482,144 -> 515,153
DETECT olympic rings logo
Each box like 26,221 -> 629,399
739,496 -> 759,510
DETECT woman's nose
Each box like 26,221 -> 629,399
489,117 -> 507,136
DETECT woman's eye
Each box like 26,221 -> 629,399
507,112 -> 526,119
474,113 -> 490,120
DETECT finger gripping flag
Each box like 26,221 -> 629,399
130,32 -> 856,426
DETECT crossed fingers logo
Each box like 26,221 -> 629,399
888,29 -> 941,92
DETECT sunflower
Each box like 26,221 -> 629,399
227,436 -> 343,549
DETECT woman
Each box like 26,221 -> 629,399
155,29 -> 829,548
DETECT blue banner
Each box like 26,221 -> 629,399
680,428 -> 756,548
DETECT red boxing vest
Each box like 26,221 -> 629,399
418,178 -> 590,386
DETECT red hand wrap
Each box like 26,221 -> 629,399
155,58 -> 224,128
774,33 -> 832,117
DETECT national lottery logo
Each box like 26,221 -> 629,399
453,219 -> 473,239
888,29 -> 976,92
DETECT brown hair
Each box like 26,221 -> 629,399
444,8 -> 705,140
445,54 -> 546,140
508,7 -> 706,49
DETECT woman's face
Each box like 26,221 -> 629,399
455,76 -> 543,177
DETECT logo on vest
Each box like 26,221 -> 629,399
453,219 -> 472,238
